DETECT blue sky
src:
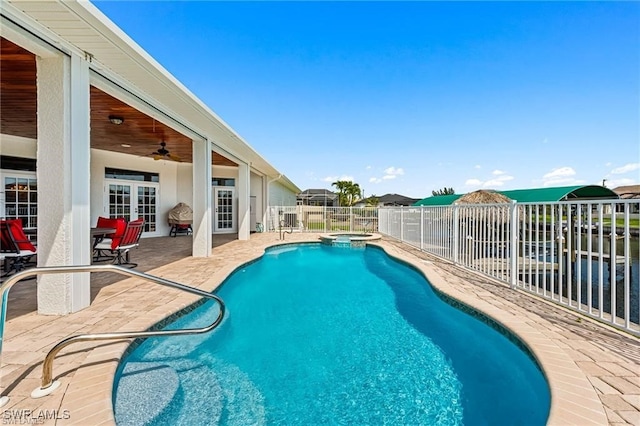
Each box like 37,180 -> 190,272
93,1 -> 639,198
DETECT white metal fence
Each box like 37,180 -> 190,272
266,206 -> 379,234
379,200 -> 640,336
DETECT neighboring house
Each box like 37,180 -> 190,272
297,189 -> 339,206
613,185 -> 640,200
0,1 -> 300,314
612,185 -> 640,213
356,193 -> 421,207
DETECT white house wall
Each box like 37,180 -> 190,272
250,172 -> 263,227
269,180 -> 297,207
176,163 -> 193,207
90,149 -> 179,236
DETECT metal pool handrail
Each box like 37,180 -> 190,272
279,219 -> 293,240
0,264 -> 226,404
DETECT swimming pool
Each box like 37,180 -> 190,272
114,243 -> 550,425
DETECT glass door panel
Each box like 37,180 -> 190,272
137,185 -> 157,233
2,173 -> 37,229
105,179 -> 159,236
214,188 -> 235,232
108,183 -> 132,222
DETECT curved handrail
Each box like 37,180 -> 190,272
279,219 -> 293,240
0,264 -> 226,399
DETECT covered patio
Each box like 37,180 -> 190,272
4,234 -> 237,321
1,0 -> 299,316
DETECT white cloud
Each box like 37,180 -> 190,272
543,177 -> 585,187
464,171 -> 514,188
474,165 -> 482,169
366,165 -> 372,170
605,162 -> 612,167
543,166 -> 576,179
605,177 -> 637,188
368,166 -> 405,184
384,167 -> 404,176
483,175 -> 514,187
322,175 -> 354,183
541,167 -> 585,187
610,163 -> 640,175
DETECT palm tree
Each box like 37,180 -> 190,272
331,180 -> 362,206
346,182 -> 361,206
331,180 -> 349,206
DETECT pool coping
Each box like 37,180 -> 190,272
2,233 -> 635,425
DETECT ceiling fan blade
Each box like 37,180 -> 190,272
153,155 -> 163,161
169,153 -> 182,162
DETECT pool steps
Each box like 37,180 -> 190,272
0,264 -> 226,406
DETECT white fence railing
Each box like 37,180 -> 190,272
266,206 -> 379,234
378,200 -> 640,336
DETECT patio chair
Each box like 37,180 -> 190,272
0,219 -> 37,276
94,218 -> 144,268
92,216 -> 127,262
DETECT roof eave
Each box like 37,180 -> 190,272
8,0 -> 293,182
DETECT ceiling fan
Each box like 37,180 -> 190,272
151,141 -> 182,162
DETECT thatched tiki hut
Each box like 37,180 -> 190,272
454,190 -> 514,263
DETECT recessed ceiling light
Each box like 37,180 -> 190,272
121,144 -> 131,148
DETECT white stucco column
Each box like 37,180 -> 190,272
237,161 -> 250,240
261,175 -> 269,227
192,139 -> 212,256
36,53 -> 91,314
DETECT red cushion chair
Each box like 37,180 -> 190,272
0,219 -> 37,275
92,217 -> 127,262
94,218 -> 144,267
96,216 -> 127,249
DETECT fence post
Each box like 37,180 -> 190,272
400,207 -> 405,242
509,201 -> 519,289
453,205 -> 459,264
350,206 -> 354,232
420,207 -> 424,251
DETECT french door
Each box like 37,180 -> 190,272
213,187 -> 235,233
105,179 -> 159,236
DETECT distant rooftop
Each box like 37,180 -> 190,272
612,185 -> 640,199
375,193 -> 422,206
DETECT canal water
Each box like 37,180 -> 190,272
521,234 -> 639,325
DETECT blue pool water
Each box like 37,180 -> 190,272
114,244 -> 550,425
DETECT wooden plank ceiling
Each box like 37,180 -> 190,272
0,37 -> 236,167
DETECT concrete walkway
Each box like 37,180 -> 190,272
0,233 -> 637,425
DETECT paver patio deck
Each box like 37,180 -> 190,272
0,233 -> 638,425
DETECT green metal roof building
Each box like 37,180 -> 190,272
413,185 -> 619,206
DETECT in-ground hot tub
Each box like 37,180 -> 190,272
319,232 -> 382,247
